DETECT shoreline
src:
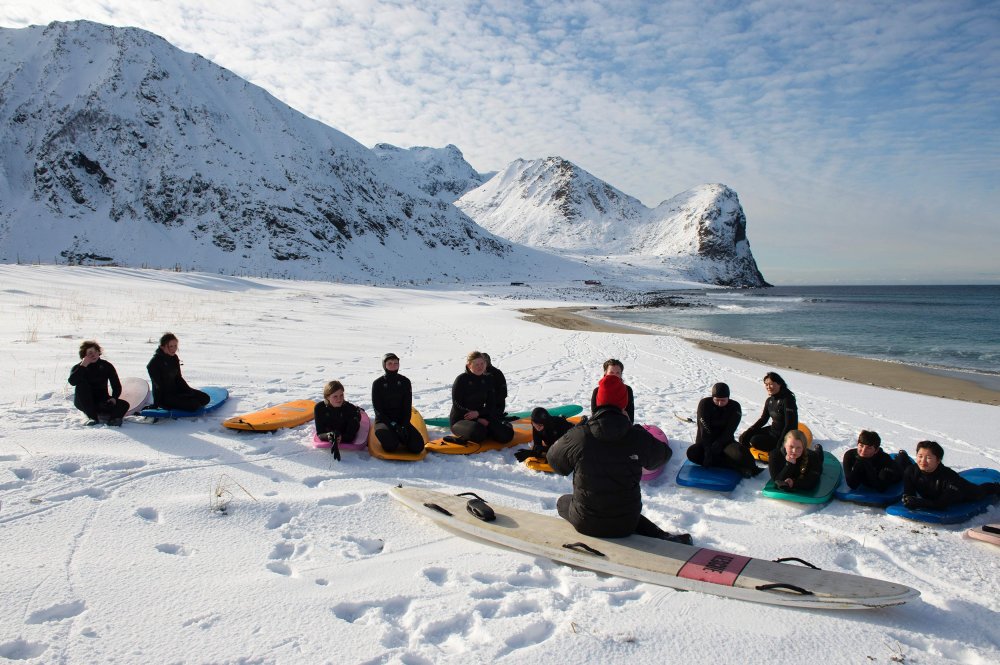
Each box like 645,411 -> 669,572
519,307 -> 1000,406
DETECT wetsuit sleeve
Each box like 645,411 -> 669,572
590,387 -> 598,414
842,449 -> 865,489
68,363 -> 85,386
106,361 -> 123,399
719,402 -> 741,444
626,385 -> 635,423
795,450 -> 823,491
779,395 -> 799,440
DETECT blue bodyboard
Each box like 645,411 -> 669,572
886,468 -> 1000,524
140,386 -> 229,419
676,459 -> 742,492
834,453 -> 904,506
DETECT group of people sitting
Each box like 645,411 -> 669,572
68,333 -> 210,426
70,342 -> 999,544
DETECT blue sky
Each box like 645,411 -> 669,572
3,0 -> 998,284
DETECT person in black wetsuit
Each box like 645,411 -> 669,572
68,340 -> 130,426
768,429 -> 823,491
686,382 -> 760,477
590,359 -> 635,422
841,430 -> 907,491
514,406 -> 577,462
314,380 -> 362,461
146,333 -> 210,411
901,440 -> 1000,510
371,353 -> 424,453
740,371 -> 798,453
548,374 -> 690,544
449,351 -> 514,443
482,353 -> 508,415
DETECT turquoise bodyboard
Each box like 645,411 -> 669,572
886,468 -> 1000,524
676,459 -> 742,492
762,452 -> 841,504
140,386 -> 229,419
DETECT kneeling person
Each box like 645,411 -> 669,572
548,374 -> 690,544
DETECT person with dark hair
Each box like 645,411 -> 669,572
590,359 -> 635,422
450,351 -> 514,443
841,430 -> 907,491
68,340 -> 129,426
514,407 -> 577,462
548,374 -> 690,544
901,441 -> 1000,510
481,353 -> 508,415
146,333 -> 210,411
768,429 -> 823,491
686,382 -> 760,476
739,371 -> 798,453
371,353 -> 424,453
314,380 -> 362,461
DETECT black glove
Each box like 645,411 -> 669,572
332,440 -> 341,462
902,495 -> 927,509
514,449 -> 540,463
319,432 -> 334,443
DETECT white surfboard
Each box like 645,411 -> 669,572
390,486 -> 919,610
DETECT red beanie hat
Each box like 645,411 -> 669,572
596,374 -> 628,410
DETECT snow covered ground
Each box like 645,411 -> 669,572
1,264 -> 998,664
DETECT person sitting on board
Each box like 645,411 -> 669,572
514,406 -> 576,462
548,374 -> 691,544
449,351 -> 515,444
68,340 -> 130,426
841,430 -> 907,491
146,332 -> 210,412
314,380 -> 362,461
481,352 -> 508,415
686,382 -> 760,477
371,353 -> 425,454
739,371 -> 798,454
589,358 -> 635,422
900,440 -> 1000,510
768,429 -> 823,491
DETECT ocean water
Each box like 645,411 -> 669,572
599,285 -> 1000,387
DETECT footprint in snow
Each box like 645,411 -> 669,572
25,600 -> 87,624
155,543 -> 192,556
0,639 -> 49,660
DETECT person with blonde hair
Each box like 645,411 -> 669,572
768,429 -> 823,491
449,351 -> 514,443
314,380 -> 362,461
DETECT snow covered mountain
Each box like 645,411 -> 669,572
372,143 -> 489,204
0,20 -> 579,283
0,20 -> 767,288
457,158 -> 769,287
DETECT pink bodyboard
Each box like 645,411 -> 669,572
312,409 -> 371,450
641,424 -> 669,481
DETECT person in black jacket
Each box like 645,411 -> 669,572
841,430 -> 907,491
768,429 -> 823,491
740,371 -> 798,453
589,359 -> 635,422
314,380 -> 362,461
514,407 -> 577,462
371,353 -> 424,453
686,382 -> 760,476
146,333 -> 210,411
450,351 -> 514,443
482,353 -> 508,415
68,340 -> 129,426
549,374 -> 690,544
901,440 -> 1000,509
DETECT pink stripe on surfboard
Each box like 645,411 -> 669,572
677,548 -> 752,586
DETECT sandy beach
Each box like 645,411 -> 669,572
521,306 -> 1000,406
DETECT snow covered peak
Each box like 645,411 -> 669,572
458,159 -> 768,287
372,143 -> 487,203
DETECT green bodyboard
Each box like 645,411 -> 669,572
424,403 -> 583,428
762,451 -> 842,504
